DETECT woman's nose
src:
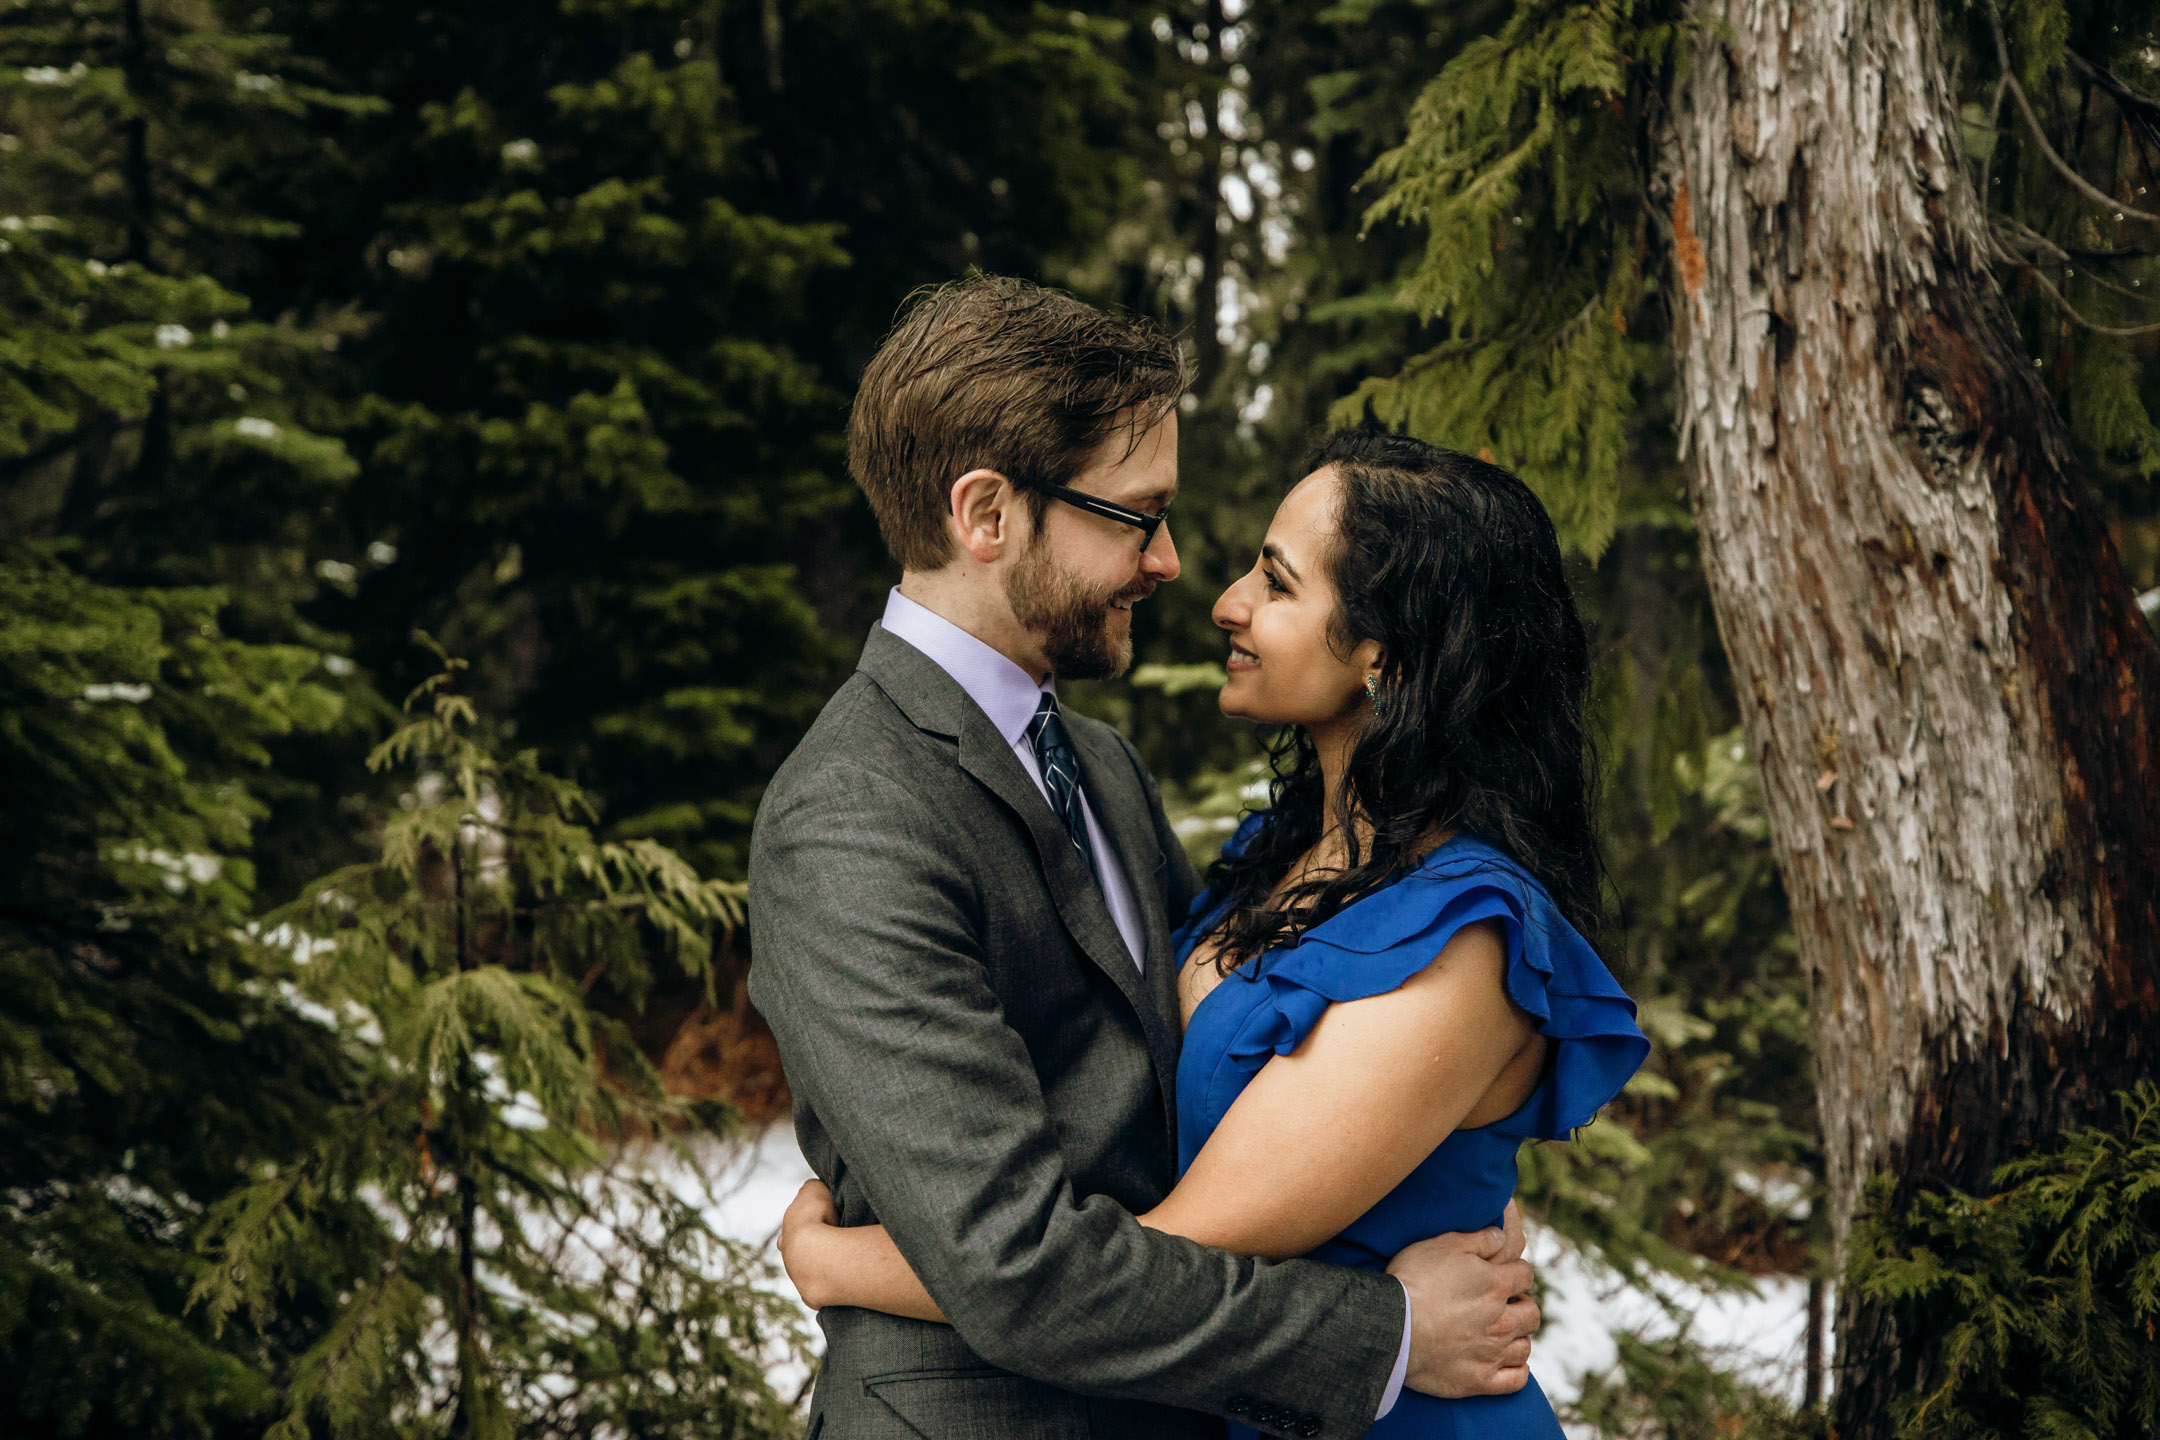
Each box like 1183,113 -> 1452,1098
1213,577 -> 1249,631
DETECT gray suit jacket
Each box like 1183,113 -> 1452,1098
748,626 -> 1403,1440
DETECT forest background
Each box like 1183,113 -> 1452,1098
5,0 -> 2158,1437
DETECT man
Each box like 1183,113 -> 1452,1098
748,275 -> 1537,1439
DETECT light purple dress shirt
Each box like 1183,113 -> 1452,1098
877,587 -> 1413,1420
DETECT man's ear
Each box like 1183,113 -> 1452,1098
950,468 -> 1021,563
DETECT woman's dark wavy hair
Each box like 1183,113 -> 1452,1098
1199,428 -> 1608,967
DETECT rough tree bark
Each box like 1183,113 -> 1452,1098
1660,1 -> 2160,1427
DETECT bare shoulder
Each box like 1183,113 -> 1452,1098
1398,916 -> 1511,1000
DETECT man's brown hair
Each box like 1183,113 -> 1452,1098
847,274 -> 1191,572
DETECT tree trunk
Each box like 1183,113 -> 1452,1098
1660,1 -> 2160,1427
120,0 -> 152,266
1190,0 -> 1228,393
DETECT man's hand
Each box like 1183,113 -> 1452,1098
1387,1199 -> 1539,1399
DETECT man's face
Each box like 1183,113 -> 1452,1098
1004,412 -> 1181,680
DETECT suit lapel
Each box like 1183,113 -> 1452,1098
956,712 -> 1180,1094
1064,720 -> 1185,1051
859,626 -> 1183,1130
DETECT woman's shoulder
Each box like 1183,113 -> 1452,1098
1276,833 -> 1646,1137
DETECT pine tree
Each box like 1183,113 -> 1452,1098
2,7 -> 382,1430
1339,0 -> 1684,563
1847,1083 -> 2160,1440
0,543 -> 355,1438
0,0 -> 387,898
225,0 -> 846,885
238,0 -> 1171,889
0,0 -> 372,599
192,646 -> 803,1440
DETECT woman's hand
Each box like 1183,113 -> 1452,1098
778,1179 -> 842,1308
776,1178 -> 949,1323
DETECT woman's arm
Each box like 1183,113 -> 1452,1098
1147,918 -> 1538,1258
779,1179 -> 950,1321
780,919 -> 1538,1315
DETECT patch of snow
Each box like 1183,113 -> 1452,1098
1531,1225 -> 1818,1426
276,978 -> 343,1031
249,919 -> 337,965
645,1125 -> 819,1405
115,845 -> 221,891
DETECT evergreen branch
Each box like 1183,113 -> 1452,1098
2020,266 -> 2160,336
1984,0 -> 2160,225
1976,76 -> 2007,212
2065,49 -> 2160,160
267,1258 -> 422,1440
190,1085 -> 405,1328
1991,217 -> 2160,306
2055,244 -> 2160,261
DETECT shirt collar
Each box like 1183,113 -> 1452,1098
879,588 -> 1054,747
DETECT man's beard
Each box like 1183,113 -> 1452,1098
1004,540 -> 1149,681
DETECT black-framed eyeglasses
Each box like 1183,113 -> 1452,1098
1037,482 -> 1170,552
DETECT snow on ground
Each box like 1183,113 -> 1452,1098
689,1123 -> 1820,1420
1530,1226 -> 1819,1420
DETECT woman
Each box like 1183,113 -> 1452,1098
780,429 -> 1648,1437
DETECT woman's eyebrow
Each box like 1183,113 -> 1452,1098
1261,541 -> 1301,584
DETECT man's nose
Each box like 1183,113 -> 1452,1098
1142,521 -> 1180,582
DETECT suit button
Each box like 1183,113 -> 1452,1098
1298,1419 -> 1321,1437
1227,1396 -> 1251,1416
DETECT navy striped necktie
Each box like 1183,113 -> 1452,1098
1026,692 -> 1099,878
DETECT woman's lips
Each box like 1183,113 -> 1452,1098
1225,646 -> 1259,671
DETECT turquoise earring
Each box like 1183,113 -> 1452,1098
1364,674 -> 1380,702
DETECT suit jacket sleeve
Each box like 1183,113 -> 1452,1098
747,759 -> 1402,1431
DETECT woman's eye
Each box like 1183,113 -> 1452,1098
1263,570 -> 1288,595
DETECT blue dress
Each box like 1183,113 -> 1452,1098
1171,818 -> 1649,1440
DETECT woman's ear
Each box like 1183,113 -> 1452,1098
1352,637 -> 1386,676
949,468 -> 1019,563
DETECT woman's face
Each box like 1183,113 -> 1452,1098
1213,465 -> 1381,727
